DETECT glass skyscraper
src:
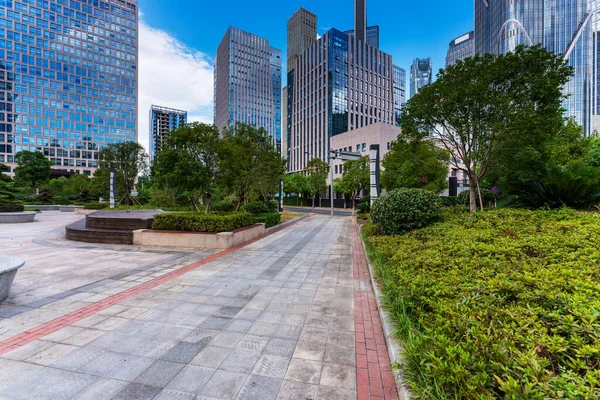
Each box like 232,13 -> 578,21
475,0 -> 596,135
446,31 -> 474,66
410,57 -> 432,98
0,0 -> 138,175
149,105 -> 187,161
214,27 -> 282,151
344,26 -> 380,49
392,65 -> 406,123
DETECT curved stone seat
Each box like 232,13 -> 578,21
59,205 -> 84,212
0,212 -> 37,223
0,256 -> 24,301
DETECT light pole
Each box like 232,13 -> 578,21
329,150 -> 334,217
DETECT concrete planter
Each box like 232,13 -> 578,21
0,256 -> 24,301
0,212 -> 37,223
133,223 -> 266,249
75,209 -> 99,215
26,205 -> 60,211
59,205 -> 84,212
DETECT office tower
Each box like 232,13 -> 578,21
214,27 -> 282,147
149,106 -> 187,161
287,8 -> 317,72
287,29 -> 397,173
344,26 -> 380,49
392,65 -> 406,122
410,58 -> 433,98
282,86 -> 288,159
474,0 -> 596,135
355,0 -> 367,43
0,0 -> 139,176
446,31 -> 474,66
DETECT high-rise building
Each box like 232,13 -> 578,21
344,26 -> 380,49
214,27 -> 282,147
287,28 -> 397,173
287,8 -> 317,72
474,0 -> 596,135
410,58 -> 433,98
354,0 -> 367,43
392,65 -> 406,122
446,31 -> 474,66
149,106 -> 187,161
0,0 -> 139,176
281,86 -> 288,159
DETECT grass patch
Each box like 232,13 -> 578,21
362,208 -> 600,399
280,211 -> 303,223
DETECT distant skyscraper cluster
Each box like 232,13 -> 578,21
149,106 -> 187,161
410,58 -> 433,98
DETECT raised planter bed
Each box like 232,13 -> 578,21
133,223 -> 265,249
0,212 -> 36,223
59,205 -> 84,212
0,256 -> 24,301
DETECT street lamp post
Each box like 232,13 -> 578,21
329,151 -> 334,217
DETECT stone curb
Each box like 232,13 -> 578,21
265,213 -> 310,233
359,224 -> 412,400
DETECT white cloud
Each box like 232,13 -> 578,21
138,20 -> 214,152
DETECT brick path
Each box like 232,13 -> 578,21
0,214 -> 398,399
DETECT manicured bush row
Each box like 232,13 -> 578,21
371,188 -> 441,235
364,208 -> 600,399
211,201 -> 235,212
152,212 -> 255,233
0,204 -> 24,212
253,212 -> 281,228
243,201 -> 269,215
84,202 -> 109,210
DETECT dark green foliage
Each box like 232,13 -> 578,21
211,201 -> 235,213
52,196 -> 69,205
243,201 -> 269,215
253,212 -> 281,228
457,188 -> 497,207
14,150 -> 52,193
334,156 -> 370,209
266,200 -> 279,212
586,136 -> 600,167
306,158 -> 329,208
35,188 -> 53,204
356,212 -> 370,222
356,195 -> 370,213
0,204 -> 24,212
439,196 -> 458,207
84,202 -> 109,210
513,164 -> 600,209
152,213 -> 254,233
98,141 -> 148,205
364,208 -> 600,399
371,189 -> 441,235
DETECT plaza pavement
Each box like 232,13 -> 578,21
0,211 -> 397,399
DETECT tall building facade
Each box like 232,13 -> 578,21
474,0 -> 597,135
287,8 -> 317,72
281,86 -> 288,158
410,58 -> 433,98
149,105 -> 187,161
344,26 -> 380,49
287,29 -> 397,173
446,31 -> 474,66
213,27 -> 281,148
392,65 -> 406,122
354,0 -> 367,43
0,0 -> 138,175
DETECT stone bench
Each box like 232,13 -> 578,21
0,256 -> 24,301
59,205 -> 84,212
0,212 -> 37,223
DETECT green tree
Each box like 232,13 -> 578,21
14,150 -> 52,194
219,123 -> 285,210
382,138 -> 449,193
306,158 -> 329,209
154,122 -> 221,213
334,156 -> 369,209
283,173 -> 309,196
401,45 -> 572,212
98,141 -> 148,205
586,136 -> 600,167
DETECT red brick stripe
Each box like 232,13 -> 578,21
0,216 -> 309,356
352,221 -> 398,400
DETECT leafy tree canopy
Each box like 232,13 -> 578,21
98,141 -> 148,205
14,150 -> 52,193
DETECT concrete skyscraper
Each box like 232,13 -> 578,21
446,31 -> 474,67
0,0 -> 139,176
287,8 -> 317,73
149,106 -> 187,161
344,26 -> 380,49
354,0 -> 367,43
214,27 -> 282,149
410,58 -> 433,98
474,0 -> 597,135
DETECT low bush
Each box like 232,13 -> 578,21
364,208 -> 600,399
253,212 -> 281,228
356,195 -> 370,213
0,204 -> 24,212
439,196 -> 458,207
267,199 -> 279,212
52,196 -> 69,205
152,212 -> 254,233
371,188 -> 441,235
357,212 -> 370,221
457,188 -> 498,207
84,202 -> 109,210
243,201 -> 269,215
211,201 -> 235,213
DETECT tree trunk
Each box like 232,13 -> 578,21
469,184 -> 477,213
204,193 -> 211,215
312,196 -> 315,210
319,195 -> 322,208
352,196 -> 356,210
475,178 -> 485,212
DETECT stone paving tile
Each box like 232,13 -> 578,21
199,369 -> 247,398
165,365 -> 215,394
237,374 -> 282,400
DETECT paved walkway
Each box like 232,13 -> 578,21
0,212 -> 397,399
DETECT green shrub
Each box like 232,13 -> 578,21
267,199 -> 279,212
243,201 -> 269,215
52,196 -> 69,205
457,188 -> 498,206
152,212 -> 254,232
357,212 -> 370,221
356,195 -> 370,213
253,212 -> 281,228
211,201 -> 235,213
35,188 -> 53,204
0,204 -> 24,212
364,208 -> 600,399
439,196 -> 458,207
371,188 -> 441,235
84,202 -> 109,210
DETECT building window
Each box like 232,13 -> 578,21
356,144 -> 360,152
362,143 -> 366,152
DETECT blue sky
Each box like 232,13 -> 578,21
136,0 -> 474,149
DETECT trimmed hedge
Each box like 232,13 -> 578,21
243,201 -> 269,215
364,208 -> 600,399
253,212 -> 281,228
0,204 -> 24,212
84,202 -> 109,210
152,212 -> 254,233
371,188 -> 441,235
211,201 -> 235,213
